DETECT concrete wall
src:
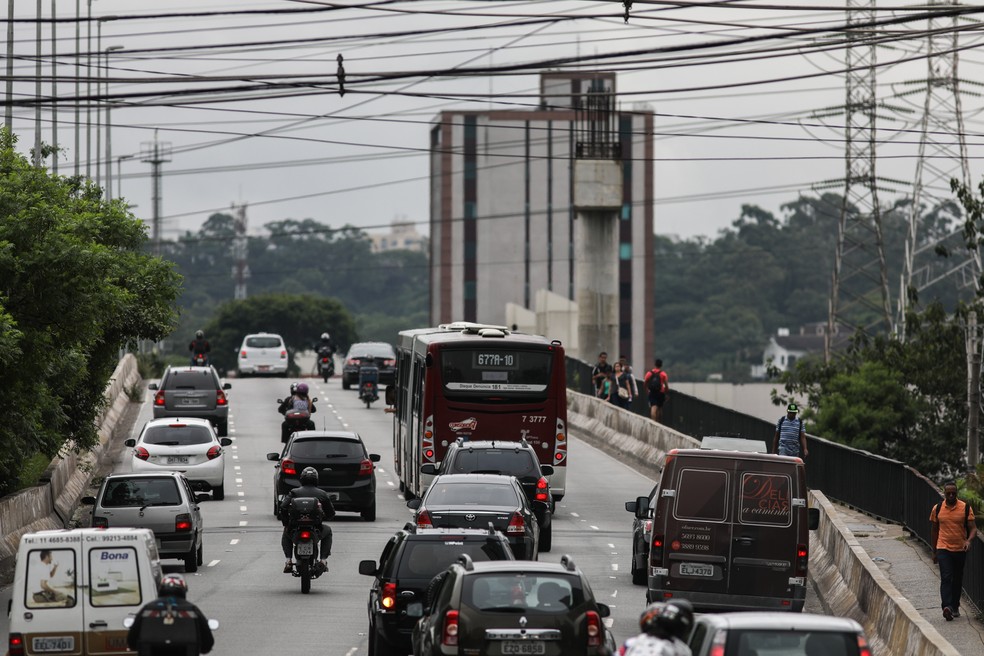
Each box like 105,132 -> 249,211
0,355 -> 141,582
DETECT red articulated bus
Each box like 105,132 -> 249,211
391,322 -> 568,501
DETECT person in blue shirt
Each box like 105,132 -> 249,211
773,403 -> 809,458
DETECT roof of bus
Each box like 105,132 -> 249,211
398,323 -> 561,350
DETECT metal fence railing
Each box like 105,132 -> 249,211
564,355 -> 984,615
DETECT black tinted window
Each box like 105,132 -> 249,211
675,468 -> 728,521
164,371 -> 217,390
348,343 -> 395,358
464,574 -> 582,612
102,478 -> 182,507
729,630 -> 859,656
449,449 -> 537,477
425,482 -> 519,507
245,336 -> 282,348
289,439 -> 364,458
142,424 -> 213,445
397,540 -> 510,579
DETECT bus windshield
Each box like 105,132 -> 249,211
440,348 -> 553,399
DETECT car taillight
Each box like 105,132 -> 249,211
651,534 -> 664,562
135,447 -> 150,461
795,543 -> 808,577
535,477 -> 549,502
154,390 -> 165,406
240,350 -> 247,358
207,445 -> 221,460
644,519 -> 653,533
280,350 -> 287,359
383,359 -> 395,366
346,358 -> 357,366
281,458 -> 297,475
442,610 -> 459,647
507,512 -> 525,534
709,629 -> 727,656
216,390 -> 227,406
416,509 -> 433,529
381,582 -> 397,610
93,516 -> 109,528
299,529 -> 313,540
586,610 -> 601,647
175,514 -> 192,532
857,635 -> 872,656
359,458 -> 374,476
9,633 -> 25,656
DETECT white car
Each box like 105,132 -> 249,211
237,332 -> 289,376
125,418 -> 232,499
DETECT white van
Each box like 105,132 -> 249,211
7,528 -> 162,656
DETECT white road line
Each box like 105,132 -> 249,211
235,478 -> 243,484
231,445 -> 238,449
608,543 -> 615,549
230,539 -> 239,545
232,455 -> 238,460
234,466 -> 241,471
239,521 -> 248,527
611,563 -> 618,571
610,590 -> 618,598
207,560 -> 220,567
387,481 -> 395,487
570,512 -> 580,518
237,491 -> 245,497
378,468 -> 386,474
240,506 -> 248,512
590,525 -> 599,530
345,648 -> 358,656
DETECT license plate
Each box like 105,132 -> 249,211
32,637 -> 75,652
258,365 -> 270,371
407,602 -> 423,617
502,641 -> 546,655
179,397 -> 198,405
296,542 -> 314,556
679,562 -> 714,577
166,456 -> 189,465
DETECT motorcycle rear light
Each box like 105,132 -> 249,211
857,635 -> 872,656
135,447 -> 150,461
207,445 -> 221,460
586,610 -> 601,647
416,510 -> 433,529
216,390 -> 227,406
9,633 -> 25,656
709,629 -> 727,656
93,516 -> 109,528
795,543 -> 808,576
381,582 -> 397,610
154,390 -> 165,406
321,357 -> 329,363
442,610 -> 459,647
175,514 -> 192,532
299,530 -> 313,540
281,458 -> 297,476
359,459 -> 374,476
507,512 -> 525,534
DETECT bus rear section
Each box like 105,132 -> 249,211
647,450 -> 818,612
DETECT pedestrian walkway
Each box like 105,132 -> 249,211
828,502 -> 984,655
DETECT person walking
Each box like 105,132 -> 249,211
930,481 -> 977,620
618,354 -> 639,401
591,352 -> 613,398
127,574 -> 214,656
643,359 -> 669,422
612,362 -> 632,409
772,403 -> 808,459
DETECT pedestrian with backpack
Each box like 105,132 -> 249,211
643,359 -> 669,423
772,403 -> 808,459
930,481 -> 977,621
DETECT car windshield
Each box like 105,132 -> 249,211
289,439 -> 364,459
142,424 -> 213,446
396,540 -> 509,579
728,629 -> 860,656
246,336 -> 282,348
102,478 -> 182,507
464,574 -> 581,612
425,482 -> 518,507
164,371 -> 216,390
449,450 -> 538,477
348,344 -> 394,359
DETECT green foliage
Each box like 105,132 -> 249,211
0,128 -> 181,496
17,452 -> 52,489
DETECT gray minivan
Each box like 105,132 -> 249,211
629,440 -> 819,612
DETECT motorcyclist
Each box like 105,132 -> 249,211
317,332 -> 336,357
279,466 -> 335,574
618,599 -> 694,656
188,330 -> 211,366
279,382 -> 316,441
126,574 -> 215,656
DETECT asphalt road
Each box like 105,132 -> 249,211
2,372 -> 821,654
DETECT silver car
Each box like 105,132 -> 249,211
687,612 -> 872,656
82,472 -> 206,572
149,365 -> 231,436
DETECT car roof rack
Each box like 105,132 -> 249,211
560,555 -> 577,572
457,553 -> 475,571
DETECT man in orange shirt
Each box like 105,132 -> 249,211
929,481 -> 977,620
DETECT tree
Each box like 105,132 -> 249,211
0,129 -> 182,495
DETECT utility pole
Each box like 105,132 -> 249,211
75,0 -> 80,176
140,131 -> 171,255
4,0 -> 13,130
231,203 -> 250,300
33,0 -> 42,166
50,0 -> 57,173
968,312 -> 981,472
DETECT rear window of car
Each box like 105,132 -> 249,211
289,438 -> 364,458
426,482 -> 519,507
464,574 -> 583,612
347,344 -> 395,359
163,370 -> 216,390
674,468 -> 729,521
448,449 -> 538,477
727,630 -> 860,656
142,424 -> 214,446
245,336 -> 283,348
102,478 -> 182,507
396,539 -> 510,579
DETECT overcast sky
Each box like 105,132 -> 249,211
5,0 -> 984,242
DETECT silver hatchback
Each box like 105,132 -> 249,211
149,366 -> 231,436
82,472 -> 206,573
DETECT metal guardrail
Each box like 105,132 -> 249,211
565,355 -> 984,614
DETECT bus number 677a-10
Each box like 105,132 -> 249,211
523,415 -> 546,423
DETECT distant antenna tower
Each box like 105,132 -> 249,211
826,0 -> 892,360
232,202 -> 250,300
896,1 -> 976,338
140,130 -> 172,255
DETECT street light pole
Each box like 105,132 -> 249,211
116,153 -> 133,199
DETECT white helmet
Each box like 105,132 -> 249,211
321,332 -> 330,340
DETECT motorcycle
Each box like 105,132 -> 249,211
317,347 -> 335,383
278,397 -> 317,443
284,499 -> 326,594
358,364 -> 379,408
192,352 -> 208,367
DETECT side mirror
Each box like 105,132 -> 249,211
385,385 -> 396,406
369,453 -> 381,462
420,463 -> 437,476
195,494 -> 210,504
358,560 -> 377,576
147,383 -> 158,391
81,496 -> 96,506
124,439 -> 136,447
596,603 -> 611,618
312,397 -> 319,403
220,438 -> 233,447
624,500 -> 637,513
276,398 -> 283,404
407,498 -> 422,510
634,496 -> 650,518
266,452 -> 281,462
540,465 -> 554,476
808,507 -> 820,531
222,383 -> 231,390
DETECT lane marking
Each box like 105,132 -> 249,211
387,481 -> 395,487
608,543 -> 615,549
611,590 -> 618,598
236,478 -> 243,483
240,505 -> 248,512
230,539 -> 239,545
590,525 -> 599,530
345,648 -> 358,656
570,512 -> 580,518
232,455 -> 239,460
239,521 -> 248,527
378,468 -> 386,474
231,445 -> 238,450
611,563 -> 618,571
207,560 -> 220,567
234,466 -> 241,471
237,491 -> 245,497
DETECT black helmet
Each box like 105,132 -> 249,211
300,466 -> 319,486
195,330 -> 204,339
656,599 -> 694,640
639,602 -> 665,635
289,382 -> 298,394
159,574 -> 188,598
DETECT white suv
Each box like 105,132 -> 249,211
238,332 -> 288,376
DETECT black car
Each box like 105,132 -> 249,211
408,473 -> 540,560
148,365 -> 231,436
625,484 -> 657,585
267,430 -> 380,521
342,342 -> 397,389
423,438 -> 554,551
358,525 -> 515,656
412,555 -> 614,656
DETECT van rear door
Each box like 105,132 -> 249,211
82,541 -> 148,654
16,534 -> 84,656
729,461 -> 802,608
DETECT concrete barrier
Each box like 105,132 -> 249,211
0,354 -> 141,582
